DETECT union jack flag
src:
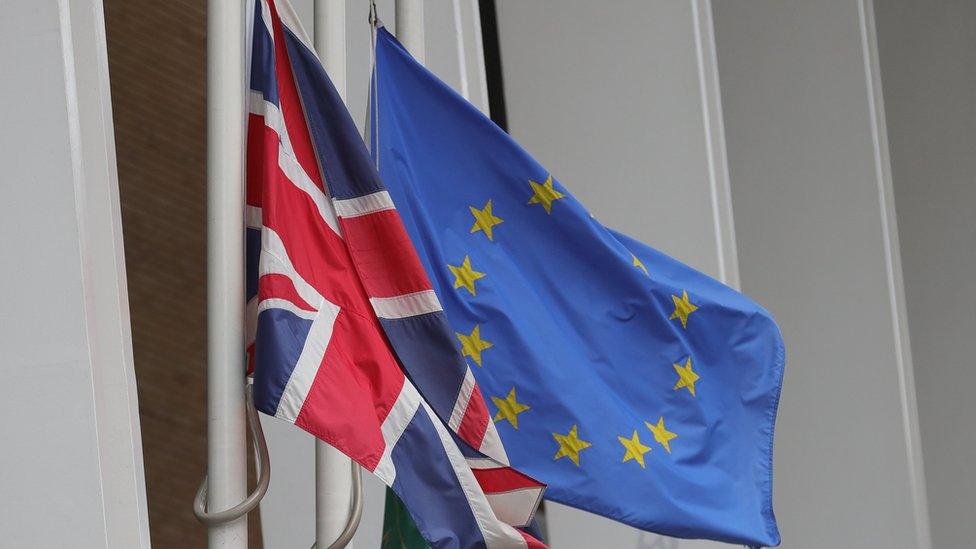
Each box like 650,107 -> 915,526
244,0 -> 544,546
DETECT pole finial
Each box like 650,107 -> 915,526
369,0 -> 382,28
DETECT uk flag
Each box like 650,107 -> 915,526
244,0 -> 544,546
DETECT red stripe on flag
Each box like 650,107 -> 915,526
258,273 -> 316,311
339,210 -> 433,298
456,384 -> 490,449
295,309 -> 407,471
264,0 -> 325,193
262,163 -> 373,318
471,465 -> 545,494
246,343 -> 256,376
520,532 -> 547,549
246,114 -> 274,207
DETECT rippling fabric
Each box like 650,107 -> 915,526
371,27 -> 785,547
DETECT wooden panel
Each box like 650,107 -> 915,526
103,1 -> 262,546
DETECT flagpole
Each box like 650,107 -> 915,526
395,0 -> 425,63
206,0 -> 247,547
312,1 -> 356,547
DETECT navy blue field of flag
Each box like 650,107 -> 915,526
371,27 -> 785,547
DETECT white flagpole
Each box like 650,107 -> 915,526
206,0 -> 247,547
312,1 -> 355,547
396,0 -> 426,63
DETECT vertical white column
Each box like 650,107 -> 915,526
451,0 -> 470,100
315,0 -> 346,101
467,0 -> 491,114
396,0 -> 425,63
206,0 -> 247,547
312,1 -> 354,548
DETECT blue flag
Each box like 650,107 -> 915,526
371,27 -> 785,547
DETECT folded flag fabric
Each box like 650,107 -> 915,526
383,489 -> 430,549
371,27 -> 786,547
244,1 -> 545,547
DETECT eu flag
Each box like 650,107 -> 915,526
371,28 -> 785,547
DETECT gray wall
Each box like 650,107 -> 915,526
874,1 -> 976,547
713,1 -> 929,547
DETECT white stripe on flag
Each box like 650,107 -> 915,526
257,297 -> 318,320
373,380 -> 422,485
275,301 -> 340,422
258,0 -> 275,45
485,488 -> 545,530
248,91 -> 296,160
370,289 -> 443,319
447,368 -> 510,466
478,420 -> 510,467
333,191 -> 396,218
260,227 -> 325,311
466,457 -> 502,470
277,143 -> 341,236
246,205 -> 263,230
249,92 -> 342,236
448,367 -> 477,431
464,457 -> 540,528
273,0 -> 314,53
417,400 -> 530,549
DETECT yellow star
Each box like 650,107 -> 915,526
552,424 -> 592,467
491,388 -> 529,428
527,174 -> 565,214
632,254 -> 649,276
645,416 -> 678,454
669,290 -> 698,329
617,430 -> 652,468
456,325 -> 493,366
469,200 -> 504,241
448,255 -> 486,296
673,356 -> 700,397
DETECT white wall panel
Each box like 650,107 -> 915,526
0,1 -> 149,547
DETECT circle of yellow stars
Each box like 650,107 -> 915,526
446,172 -> 704,472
